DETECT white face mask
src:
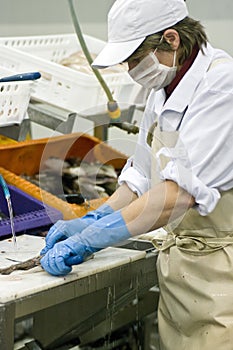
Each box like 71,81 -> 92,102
128,50 -> 177,90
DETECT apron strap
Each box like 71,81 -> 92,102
152,235 -> 233,255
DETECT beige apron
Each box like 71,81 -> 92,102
150,125 -> 233,350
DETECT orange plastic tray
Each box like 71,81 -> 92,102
0,132 -> 127,175
0,133 -> 127,219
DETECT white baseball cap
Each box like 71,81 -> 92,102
92,0 -> 188,69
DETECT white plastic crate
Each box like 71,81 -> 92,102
0,34 -> 145,113
0,67 -> 32,126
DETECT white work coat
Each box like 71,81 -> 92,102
119,42 -> 233,216
119,42 -> 233,349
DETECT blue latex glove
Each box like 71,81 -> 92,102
40,210 -> 131,276
40,203 -> 114,255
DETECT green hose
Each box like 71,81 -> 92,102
67,0 -> 121,120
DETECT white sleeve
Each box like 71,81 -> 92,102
118,157 -> 151,196
118,100 -> 156,196
158,65 -> 233,215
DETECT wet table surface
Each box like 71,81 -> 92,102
0,234 -> 158,349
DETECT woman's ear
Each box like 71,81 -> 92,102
163,29 -> 180,50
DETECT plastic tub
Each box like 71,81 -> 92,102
0,34 -> 143,114
0,133 -> 127,219
0,66 -> 33,126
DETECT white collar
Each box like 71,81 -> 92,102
150,43 -> 215,115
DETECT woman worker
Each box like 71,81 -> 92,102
40,0 -> 233,348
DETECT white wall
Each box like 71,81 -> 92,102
0,0 -> 113,39
187,0 -> 233,56
1,0 -> 232,54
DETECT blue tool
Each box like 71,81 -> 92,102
0,71 -> 41,82
0,174 -> 10,199
0,174 -> 17,247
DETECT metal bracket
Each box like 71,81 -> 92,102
78,104 -> 137,141
28,102 -> 76,135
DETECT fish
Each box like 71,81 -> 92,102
21,157 -> 119,201
0,255 -> 41,275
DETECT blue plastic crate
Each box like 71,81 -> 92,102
0,185 -> 63,237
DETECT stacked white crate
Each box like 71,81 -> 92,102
0,34 -> 145,115
0,66 -> 33,126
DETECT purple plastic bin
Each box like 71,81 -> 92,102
0,185 -> 63,238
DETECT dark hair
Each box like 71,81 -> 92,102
127,17 -> 208,65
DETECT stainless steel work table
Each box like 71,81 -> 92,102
0,236 -> 158,349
